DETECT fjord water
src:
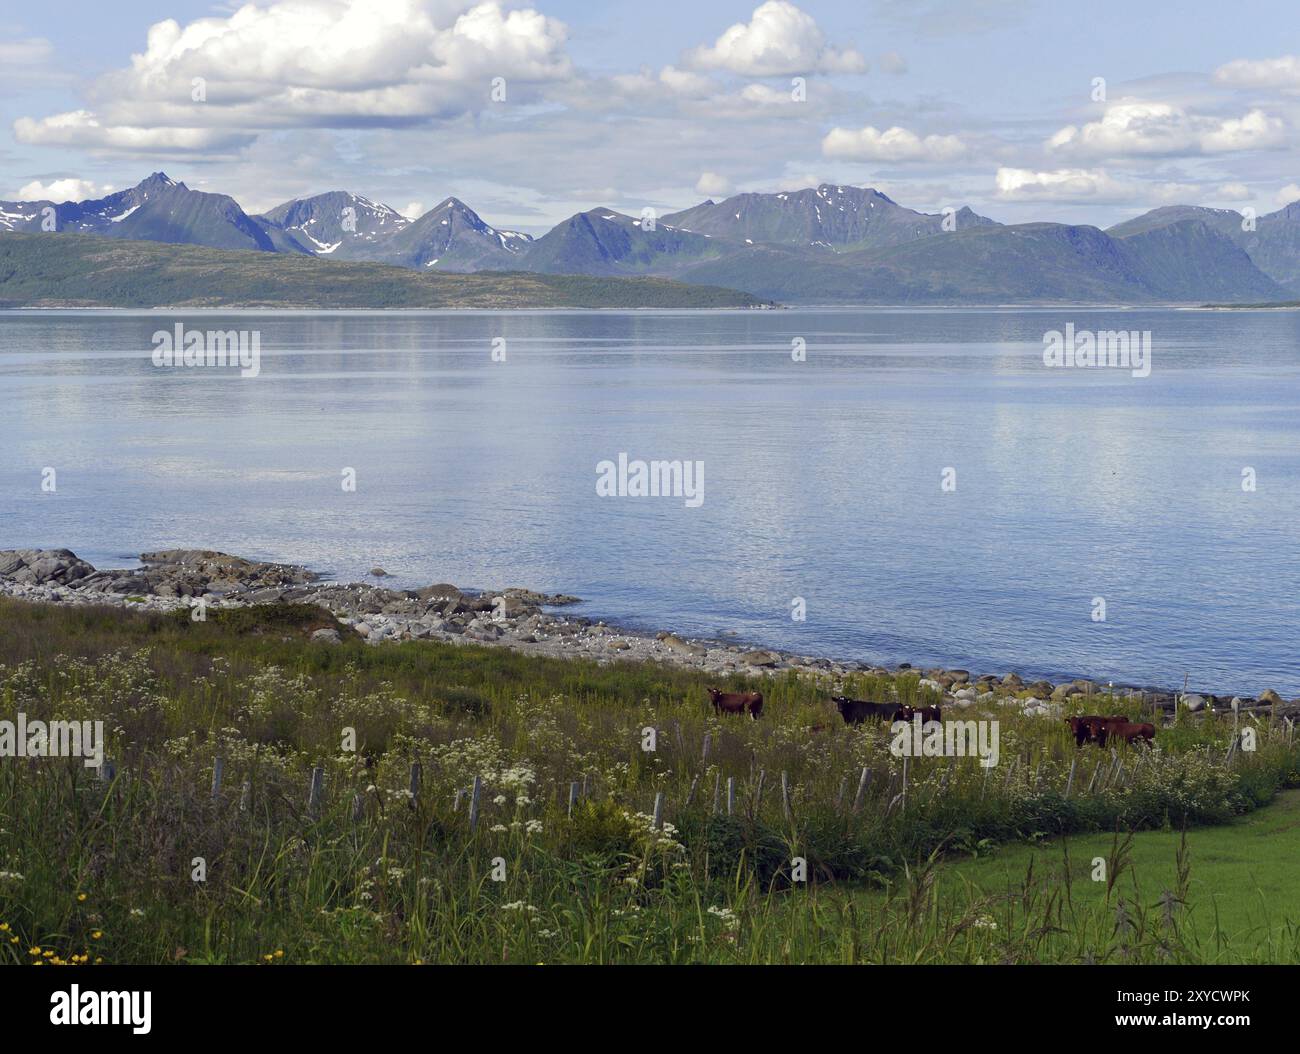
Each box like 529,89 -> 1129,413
2,308 -> 1298,695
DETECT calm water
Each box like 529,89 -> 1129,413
2,307 -> 1299,695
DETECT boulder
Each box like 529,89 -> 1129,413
310,628 -> 342,645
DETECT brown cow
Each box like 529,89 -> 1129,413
1103,719 -> 1155,746
707,687 -> 763,718
1066,714 -> 1130,746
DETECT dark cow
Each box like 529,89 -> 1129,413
1066,714 -> 1139,746
832,696 -> 906,725
1103,719 -> 1155,746
897,704 -> 942,724
707,687 -> 763,718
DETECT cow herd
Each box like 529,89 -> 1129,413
707,688 -> 1159,748
1064,714 -> 1156,747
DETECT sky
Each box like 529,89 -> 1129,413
2,0 -> 1299,234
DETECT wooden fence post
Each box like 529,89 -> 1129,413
753,770 -> 765,815
726,777 -> 735,816
1065,758 -> 1077,799
711,771 -> 721,814
468,775 -> 482,832
780,771 -> 792,823
652,791 -> 665,830
351,792 -> 364,823
308,766 -> 324,816
684,774 -> 700,807
211,756 -> 224,799
701,733 -> 711,765
852,766 -> 871,813
568,781 -> 580,817
409,762 -> 422,800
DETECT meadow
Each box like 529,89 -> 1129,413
1,598 -> 1297,965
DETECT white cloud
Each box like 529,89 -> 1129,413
1047,100 -> 1284,158
1277,184 -> 1300,207
822,124 -> 966,162
685,1 -> 865,76
400,201 -> 425,220
0,38 -> 53,66
14,110 -> 250,153
13,177 -> 113,202
995,166 -> 1198,206
996,167 -> 1119,200
14,1 -> 573,154
695,171 -> 731,197
1215,55 -> 1300,90
1217,182 -> 1251,201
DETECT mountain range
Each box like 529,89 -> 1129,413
3,172 -> 1298,304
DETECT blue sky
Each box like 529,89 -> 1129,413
3,0 -> 1299,232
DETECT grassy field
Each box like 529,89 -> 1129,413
835,791 -> 1300,964
0,597 -> 1296,965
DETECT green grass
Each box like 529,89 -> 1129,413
1,596 -> 1297,965
897,789 -> 1300,958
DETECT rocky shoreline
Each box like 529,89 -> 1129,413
1,547 -> 1295,720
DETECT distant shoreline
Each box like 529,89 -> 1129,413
2,546 -> 1293,717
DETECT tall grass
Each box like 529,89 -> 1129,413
0,598 -> 1295,964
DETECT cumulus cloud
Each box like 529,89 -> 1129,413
1215,55 -> 1300,90
14,110 -> 252,153
14,1 -> 573,153
1047,100 -> 1285,158
695,171 -> 731,197
995,167 -> 1201,206
1277,184 -> 1300,207
684,1 -> 865,76
822,124 -> 966,162
13,177 -> 113,202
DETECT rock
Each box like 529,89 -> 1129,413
954,687 -> 978,700
1181,693 -> 1206,712
1050,684 -> 1081,701
354,622 -> 372,638
948,670 -> 971,684
1259,689 -> 1284,706
607,640 -> 631,651
740,649 -> 780,667
661,634 -> 707,659
370,567 -> 388,577
310,628 -> 342,645
1002,672 -> 1023,687
0,548 -> 97,586
417,583 -> 462,602
1026,681 -> 1054,697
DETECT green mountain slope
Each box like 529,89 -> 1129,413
0,232 -> 767,309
